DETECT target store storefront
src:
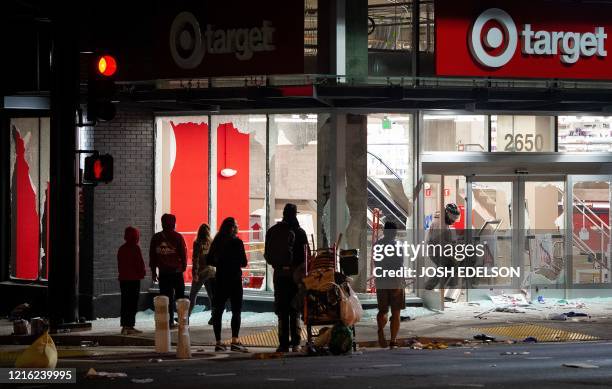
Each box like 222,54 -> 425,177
3,0 -> 612,320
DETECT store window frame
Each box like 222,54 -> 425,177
491,115 -> 556,153
154,110 -> 326,292
419,111 -> 612,155
1,109 -> 50,285
557,115 -> 612,153
420,110 -> 490,152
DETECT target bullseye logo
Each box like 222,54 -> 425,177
170,12 -> 205,69
469,8 -> 518,68
169,11 -> 277,70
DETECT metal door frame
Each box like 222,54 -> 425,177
466,175 -> 566,295
567,175 -> 612,292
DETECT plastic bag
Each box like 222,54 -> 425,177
339,283 -> 363,326
329,324 -> 353,355
15,331 -> 57,368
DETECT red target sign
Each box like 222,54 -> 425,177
436,0 -> 612,79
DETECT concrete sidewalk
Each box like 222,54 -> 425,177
2,297 -> 611,349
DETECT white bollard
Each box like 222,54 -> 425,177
153,295 -> 171,353
175,298 -> 191,359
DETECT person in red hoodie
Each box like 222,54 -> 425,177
149,213 -> 187,328
117,226 -> 146,335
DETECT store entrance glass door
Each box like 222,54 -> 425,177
568,176 -> 611,291
466,178 -> 515,290
465,176 -> 566,297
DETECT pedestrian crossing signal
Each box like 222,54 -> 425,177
84,154 -> 113,183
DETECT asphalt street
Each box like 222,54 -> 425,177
52,341 -> 612,388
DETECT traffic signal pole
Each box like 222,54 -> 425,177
48,8 -> 80,328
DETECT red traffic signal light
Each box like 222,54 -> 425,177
97,55 -> 117,77
89,53 -> 118,122
84,154 -> 114,183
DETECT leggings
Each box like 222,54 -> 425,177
212,279 -> 243,341
189,277 -> 215,316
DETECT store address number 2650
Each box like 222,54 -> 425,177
504,133 -> 545,152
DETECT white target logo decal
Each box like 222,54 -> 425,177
169,12 -> 205,69
469,8 -> 518,68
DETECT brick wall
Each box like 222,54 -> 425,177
92,108 -> 155,296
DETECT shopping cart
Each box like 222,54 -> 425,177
301,244 -> 357,354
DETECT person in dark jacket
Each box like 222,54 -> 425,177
149,213 -> 187,328
264,203 -> 309,352
117,226 -> 146,335
189,223 -> 215,320
208,217 -> 248,352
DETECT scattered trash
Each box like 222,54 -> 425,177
400,316 -> 412,321
15,331 -> 57,369
80,341 -> 99,347
562,363 -> 599,369
422,343 -> 448,350
86,368 -> 128,378
473,334 -> 496,342
9,303 -> 32,321
495,307 -> 525,313
548,313 -> 568,321
501,351 -> 530,355
548,311 -> 590,321
490,364 -> 496,368
314,327 -> 331,348
411,342 -> 423,350
537,296 -> 545,303
131,378 -> 154,384
474,308 -> 496,319
197,372 -> 207,376
564,311 -> 588,318
148,358 -> 163,363
30,317 -> 48,337
12,319 -> 30,336
489,294 -> 529,307
523,337 -> 538,343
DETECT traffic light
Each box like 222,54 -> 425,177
83,154 -> 114,183
88,54 -> 118,122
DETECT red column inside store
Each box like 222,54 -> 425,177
216,122 -> 250,238
13,130 -> 39,280
170,121 -> 209,282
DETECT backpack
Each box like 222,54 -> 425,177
264,222 -> 296,270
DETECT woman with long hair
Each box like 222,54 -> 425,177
208,217 -> 248,352
188,223 -> 215,319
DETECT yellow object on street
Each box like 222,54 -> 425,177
14,331 -> 58,368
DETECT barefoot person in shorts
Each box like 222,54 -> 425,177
374,221 -> 406,349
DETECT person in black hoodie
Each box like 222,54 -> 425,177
149,213 -> 187,329
208,217 -> 248,352
265,203 -> 309,352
